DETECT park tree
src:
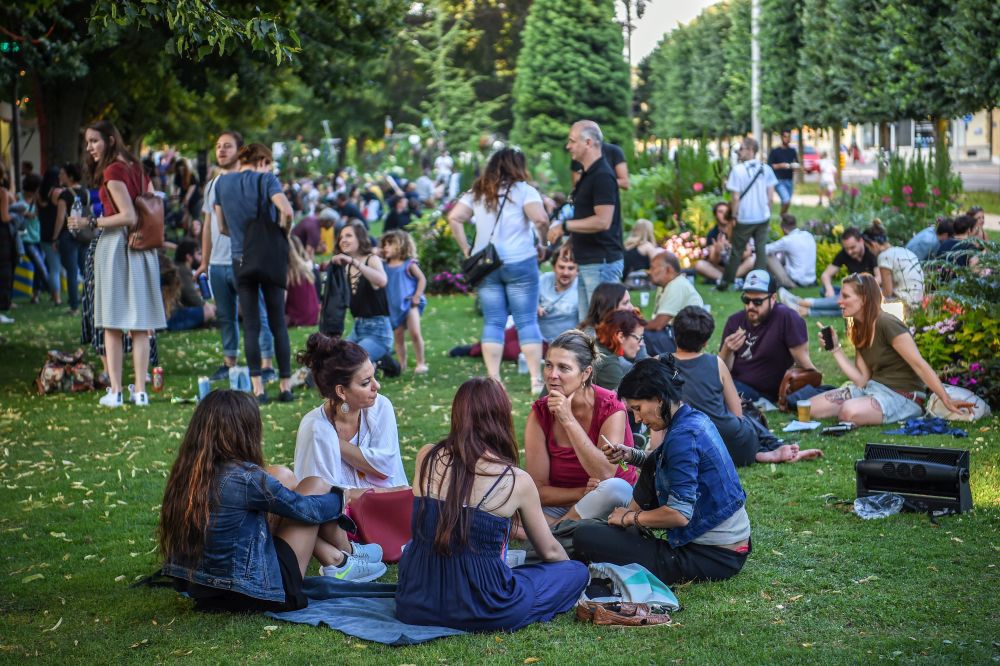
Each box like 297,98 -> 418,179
721,0 -> 751,137
758,0 -> 802,134
511,0 -> 632,157
685,4 -> 734,142
647,30 -> 692,140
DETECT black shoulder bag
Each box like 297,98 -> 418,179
240,173 -> 289,288
460,192 -> 509,288
319,262 -> 351,337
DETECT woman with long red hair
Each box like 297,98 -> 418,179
395,377 -> 587,632
809,272 -> 971,425
158,390 -> 378,613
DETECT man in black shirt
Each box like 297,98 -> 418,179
548,120 -> 624,321
571,142 -> 630,190
768,130 -> 798,215
819,227 -> 879,297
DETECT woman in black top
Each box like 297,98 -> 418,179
37,166 -> 64,306
332,220 -> 394,366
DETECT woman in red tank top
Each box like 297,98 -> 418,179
524,330 -> 637,528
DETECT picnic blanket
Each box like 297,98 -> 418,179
266,577 -> 467,645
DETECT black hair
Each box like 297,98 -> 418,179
936,217 -> 954,237
672,306 -> 715,352
61,162 -> 82,183
174,237 -> 200,265
39,166 -> 61,203
21,173 -> 41,194
862,220 -> 888,245
841,226 -> 863,242
617,356 -> 686,429
953,214 -> 975,235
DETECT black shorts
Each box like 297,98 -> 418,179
187,537 -> 307,613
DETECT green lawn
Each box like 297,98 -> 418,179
0,277 -> 997,664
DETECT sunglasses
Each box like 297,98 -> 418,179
741,295 -> 770,306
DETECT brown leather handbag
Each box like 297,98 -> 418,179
778,367 -> 823,411
128,185 -> 165,251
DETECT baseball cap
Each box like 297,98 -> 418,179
741,269 -> 776,294
318,208 -> 341,223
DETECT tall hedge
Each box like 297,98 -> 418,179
510,0 -> 632,156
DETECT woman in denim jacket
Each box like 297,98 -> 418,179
159,390 -> 382,614
573,356 -> 751,585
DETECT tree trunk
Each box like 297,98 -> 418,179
833,125 -> 842,187
796,129 -> 805,184
878,122 -> 891,178
32,73 -> 89,169
933,116 -> 949,175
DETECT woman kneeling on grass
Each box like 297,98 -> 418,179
396,378 -> 588,632
573,356 -> 751,586
159,390 -> 372,614
808,272 -> 971,426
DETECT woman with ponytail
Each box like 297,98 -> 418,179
573,355 -> 752,586
861,220 -> 924,310
292,333 -> 406,579
159,390 -> 362,612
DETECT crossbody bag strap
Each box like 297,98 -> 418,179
739,164 -> 764,200
485,190 -> 510,243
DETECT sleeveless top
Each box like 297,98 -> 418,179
673,354 -> 744,438
623,246 -> 650,277
531,385 -> 637,487
384,258 -> 426,329
348,254 -> 389,318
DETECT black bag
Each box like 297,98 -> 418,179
460,193 -> 509,288
319,262 -> 351,337
239,173 -> 289,288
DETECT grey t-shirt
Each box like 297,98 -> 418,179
692,505 -> 751,546
214,171 -> 282,260
202,176 -> 231,265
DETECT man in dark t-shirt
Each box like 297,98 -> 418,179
548,120 -> 624,322
719,270 -> 815,401
819,227 -> 878,297
571,142 -> 630,191
768,130 -> 798,215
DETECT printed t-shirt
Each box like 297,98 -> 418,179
721,303 -> 808,399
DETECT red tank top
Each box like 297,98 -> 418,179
531,385 -> 637,488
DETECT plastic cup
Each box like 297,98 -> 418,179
639,292 -> 650,307
797,399 -> 812,422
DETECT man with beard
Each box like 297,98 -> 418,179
718,270 -> 815,402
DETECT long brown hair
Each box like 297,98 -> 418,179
159,390 -> 264,566
83,120 -> 138,186
237,143 -> 273,166
470,148 -> 529,212
843,272 -> 882,349
417,378 -> 519,555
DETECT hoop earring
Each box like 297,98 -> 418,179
340,401 -> 350,414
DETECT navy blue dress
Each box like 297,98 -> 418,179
395,468 -> 589,632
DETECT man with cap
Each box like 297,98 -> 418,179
718,269 -> 815,402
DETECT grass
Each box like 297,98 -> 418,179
961,191 -> 1000,215
0,271 -> 997,664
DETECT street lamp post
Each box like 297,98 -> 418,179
751,0 -> 761,142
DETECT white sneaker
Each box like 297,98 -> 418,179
99,388 -> 123,408
0,313 -> 13,324
349,541 -> 383,562
319,555 -> 387,582
132,391 -> 149,406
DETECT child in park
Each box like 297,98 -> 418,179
380,230 -> 428,374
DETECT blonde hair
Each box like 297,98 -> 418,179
624,219 -> 656,250
380,229 -> 417,261
287,235 -> 315,287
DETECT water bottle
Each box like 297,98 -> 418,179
69,195 -> 83,237
197,273 -> 212,300
517,353 -> 528,374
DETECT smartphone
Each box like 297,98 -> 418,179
820,325 -> 834,351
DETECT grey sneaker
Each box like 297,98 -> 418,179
319,555 -> 387,582
350,541 -> 384,562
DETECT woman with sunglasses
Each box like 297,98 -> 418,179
809,272 -> 971,425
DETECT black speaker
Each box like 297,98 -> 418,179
855,443 -> 972,513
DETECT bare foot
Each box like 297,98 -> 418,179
756,444 -> 800,464
790,448 -> 824,462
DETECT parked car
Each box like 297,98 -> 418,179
801,146 -> 820,174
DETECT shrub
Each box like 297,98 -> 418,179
815,240 -> 841,279
409,211 -> 465,277
426,271 -> 469,295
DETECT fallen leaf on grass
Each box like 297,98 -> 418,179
853,575 -> 878,584
22,573 -> 44,583
263,626 -> 278,632
129,639 -> 149,648
524,659 -> 541,665
114,575 -> 125,582
42,617 -> 62,632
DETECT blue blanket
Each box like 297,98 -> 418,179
266,577 -> 467,645
883,416 -> 968,438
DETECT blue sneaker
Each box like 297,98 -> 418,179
320,555 -> 386,582
350,541 -> 383,562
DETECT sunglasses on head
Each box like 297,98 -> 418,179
741,295 -> 769,306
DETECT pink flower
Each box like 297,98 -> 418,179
970,363 -> 981,372
907,202 -> 915,208
932,187 -> 941,196
881,196 -> 892,204
850,187 -> 859,197
902,185 -> 913,195
915,202 -> 926,208
948,377 -> 959,385
692,182 -> 704,192
969,379 -> 978,385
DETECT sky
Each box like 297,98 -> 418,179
627,0 -> 720,64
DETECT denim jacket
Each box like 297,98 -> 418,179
161,461 -> 348,602
654,405 -> 747,547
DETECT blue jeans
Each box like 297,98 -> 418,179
478,255 -> 542,346
24,242 -> 49,295
210,263 -> 273,360
775,179 -> 794,204
167,305 -> 206,331
733,380 -> 763,402
41,242 -> 62,298
804,296 -> 841,317
576,258 -> 624,322
58,233 -> 87,310
347,315 -> 393,363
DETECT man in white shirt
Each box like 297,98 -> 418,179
765,214 -> 816,288
719,136 -> 777,291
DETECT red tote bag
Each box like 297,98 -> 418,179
349,488 -> 414,564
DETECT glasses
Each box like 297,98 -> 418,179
627,333 -> 644,343
741,295 -> 769,306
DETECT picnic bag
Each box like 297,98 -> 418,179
460,193 -> 508,288
239,172 -> 289,288
350,488 -> 414,564
36,348 -> 95,395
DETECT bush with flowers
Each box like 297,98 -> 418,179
408,210 -> 468,291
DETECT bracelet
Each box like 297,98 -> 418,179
628,448 -> 648,467
89,216 -> 98,230
633,511 -> 642,528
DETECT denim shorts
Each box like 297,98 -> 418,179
775,179 -> 794,203
848,380 -> 925,423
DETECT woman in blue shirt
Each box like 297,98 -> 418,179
573,356 -> 751,585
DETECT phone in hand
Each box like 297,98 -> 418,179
820,325 -> 835,351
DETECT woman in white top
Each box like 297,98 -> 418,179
448,148 -> 550,392
294,334 -> 407,492
862,220 -> 924,310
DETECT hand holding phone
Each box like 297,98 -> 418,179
817,322 -> 836,351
